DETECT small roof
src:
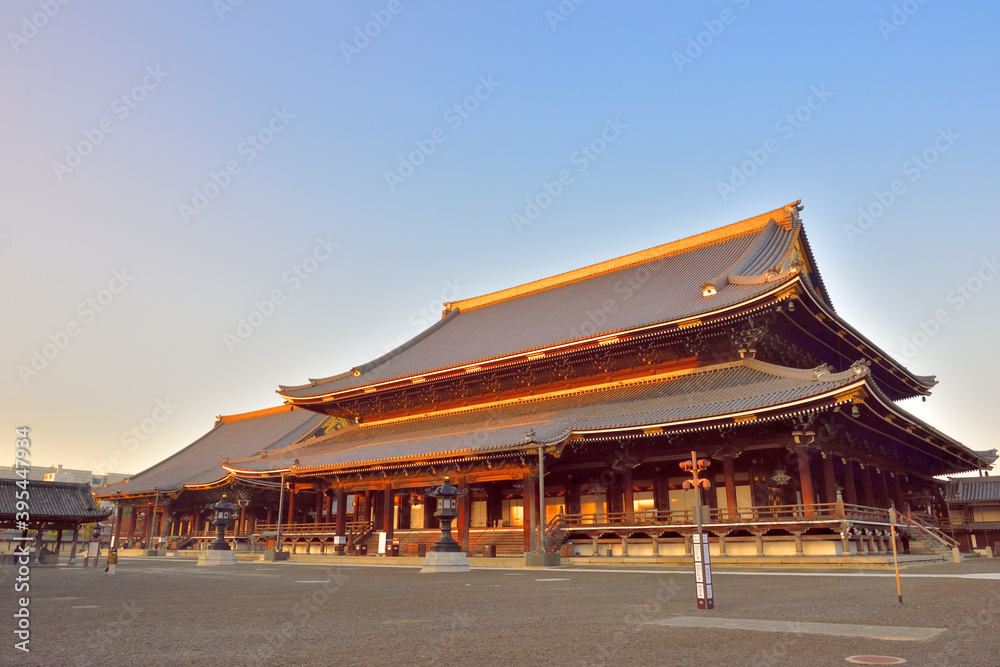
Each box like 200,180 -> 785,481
279,202 -> 815,400
0,480 -> 110,524
235,358 -> 872,474
97,405 -> 326,497
946,476 -> 1000,503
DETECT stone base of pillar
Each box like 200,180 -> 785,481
420,550 -> 470,573
140,549 -> 161,557
524,552 -> 561,567
198,550 -> 238,566
259,549 -> 290,562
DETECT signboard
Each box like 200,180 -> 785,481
333,536 -> 346,545
377,531 -> 387,555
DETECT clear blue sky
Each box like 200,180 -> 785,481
2,1 -> 998,476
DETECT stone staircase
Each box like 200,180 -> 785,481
356,527 -> 526,557
895,512 -> 960,561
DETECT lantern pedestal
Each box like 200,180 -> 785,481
198,550 -> 238,566
420,550 -> 470,573
525,552 -> 561,567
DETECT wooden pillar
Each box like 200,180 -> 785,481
653,470 -> 668,515
822,453 -> 837,505
372,490 -> 385,528
335,489 -> 347,546
287,486 -> 298,525
265,505 -> 274,525
876,469 -> 891,508
143,503 -> 154,546
842,459 -> 858,505
860,464 -> 876,507
33,527 -> 44,562
398,492 -> 411,530
564,478 -> 581,517
524,476 -> 536,553
486,486 -> 503,526
113,505 -> 124,548
457,480 -> 469,554
325,492 -> 334,524
723,455 -> 738,519
126,506 -> 136,547
314,491 -> 323,525
158,504 -> 172,544
891,473 -> 906,511
55,529 -> 64,554
68,525 -> 80,563
422,492 -> 436,528
622,467 -> 634,520
795,446 -> 816,512
383,486 -> 394,539
607,473 -> 623,516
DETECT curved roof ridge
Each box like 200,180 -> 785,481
217,404 -> 297,425
447,201 -> 801,314
743,356 -> 870,383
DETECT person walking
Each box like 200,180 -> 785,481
105,548 -> 118,575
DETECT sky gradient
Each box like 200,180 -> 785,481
3,1 -> 998,477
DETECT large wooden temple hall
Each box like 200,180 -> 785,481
98,201 -> 997,562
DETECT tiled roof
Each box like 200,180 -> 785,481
235,359 -> 869,474
97,406 -> 326,497
946,476 -> 1000,503
0,480 -> 110,523
281,203 -> 810,399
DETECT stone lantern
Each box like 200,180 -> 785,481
199,494 -> 237,566
420,476 -> 470,573
208,495 -> 235,551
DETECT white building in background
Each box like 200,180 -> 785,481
0,463 -> 130,487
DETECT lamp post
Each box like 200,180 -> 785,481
680,451 -> 714,610
208,495 -> 235,551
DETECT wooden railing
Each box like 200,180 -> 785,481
256,522 -> 340,535
556,502 -> 899,531
900,510 -> 958,550
346,521 -> 373,550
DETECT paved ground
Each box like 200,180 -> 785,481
2,555 -> 999,666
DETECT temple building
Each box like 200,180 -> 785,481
98,201 -> 996,562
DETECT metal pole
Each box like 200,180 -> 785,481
275,474 -> 286,552
537,446 -> 545,555
889,504 -> 903,604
